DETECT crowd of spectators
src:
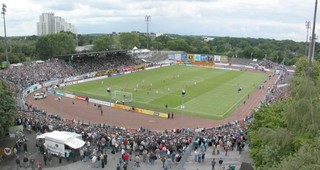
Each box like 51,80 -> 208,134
14,106 -> 250,169
70,54 -> 143,74
264,70 -> 291,104
0,59 -> 74,88
0,53 -> 143,90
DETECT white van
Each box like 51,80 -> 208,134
34,92 -> 47,100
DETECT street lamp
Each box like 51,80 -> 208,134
305,21 -> 311,56
107,87 -> 112,127
1,4 -> 8,67
181,89 -> 186,129
145,15 -> 151,49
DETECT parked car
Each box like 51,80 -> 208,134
33,92 -> 47,100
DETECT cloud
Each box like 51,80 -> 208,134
0,0 -> 316,41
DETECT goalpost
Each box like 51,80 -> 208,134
113,90 -> 133,103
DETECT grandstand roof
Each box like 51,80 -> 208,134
54,49 -> 128,59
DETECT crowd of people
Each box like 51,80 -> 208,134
70,53 -> 143,74
0,53 -> 147,92
264,69 -> 291,104
0,59 -> 74,89
13,104 -> 250,169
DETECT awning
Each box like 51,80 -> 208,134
65,137 -> 85,149
36,134 -> 46,139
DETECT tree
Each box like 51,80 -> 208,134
93,36 -> 115,51
248,55 -> 320,170
248,101 -> 289,167
167,39 -> 191,52
35,32 -> 76,59
294,57 -> 320,81
0,81 -> 16,139
138,34 -> 147,49
154,35 -> 170,45
119,33 -> 140,49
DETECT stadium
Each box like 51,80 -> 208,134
20,51 -> 277,130
0,49 -> 289,170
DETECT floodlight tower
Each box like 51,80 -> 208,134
145,15 -> 151,49
305,21 -> 311,56
1,4 -> 8,66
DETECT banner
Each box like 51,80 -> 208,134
194,54 -> 201,61
181,53 -> 188,61
214,55 -> 221,62
168,54 -> 175,60
201,54 -> 208,61
42,79 -> 60,87
187,54 -> 194,62
174,54 -> 181,61
113,104 -> 132,110
95,69 -> 119,77
75,95 -> 86,101
1,61 -> 9,69
53,91 -> 65,96
220,56 -> 229,63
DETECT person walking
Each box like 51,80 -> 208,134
47,151 -> 52,165
135,155 -> 140,167
65,150 -> 70,161
15,158 -> 20,170
100,153 -> 105,168
59,153 -> 62,164
30,158 -> 35,170
211,158 -> 216,170
43,153 -> 47,166
218,158 -> 223,170
104,154 -> 108,165
23,142 -> 28,153
23,155 -> 29,169
37,161 -> 42,170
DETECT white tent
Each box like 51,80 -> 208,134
65,137 -> 85,149
37,131 -> 85,156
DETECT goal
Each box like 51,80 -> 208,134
113,90 -> 133,102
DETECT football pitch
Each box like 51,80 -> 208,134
63,65 -> 267,119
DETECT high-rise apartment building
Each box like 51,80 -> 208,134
37,13 -> 76,36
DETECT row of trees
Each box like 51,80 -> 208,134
0,81 -> 17,138
0,32 -> 318,65
248,57 -> 320,169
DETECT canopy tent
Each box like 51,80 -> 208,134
37,131 -> 85,149
65,137 -> 85,149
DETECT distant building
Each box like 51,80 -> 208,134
37,13 -> 76,36
203,37 -> 214,42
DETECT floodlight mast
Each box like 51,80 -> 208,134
305,21 -> 311,56
145,15 -> 151,49
2,4 -> 8,67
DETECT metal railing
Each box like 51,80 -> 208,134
176,131 -> 199,170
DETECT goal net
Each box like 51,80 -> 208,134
113,90 -> 133,102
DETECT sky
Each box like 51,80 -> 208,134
0,0 -> 318,42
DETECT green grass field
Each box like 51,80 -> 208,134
63,65 -> 267,119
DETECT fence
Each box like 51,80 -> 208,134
176,131 -> 199,170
